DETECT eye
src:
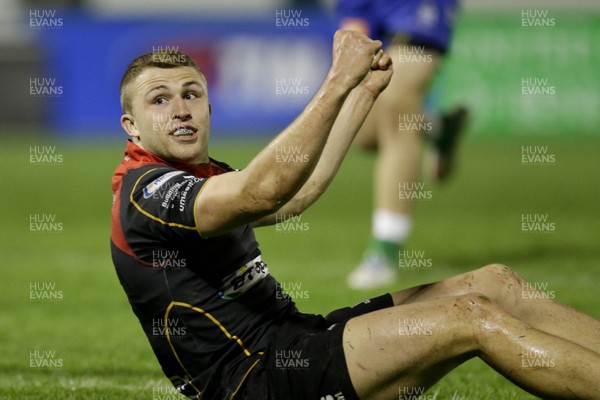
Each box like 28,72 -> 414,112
184,92 -> 198,100
153,97 -> 166,105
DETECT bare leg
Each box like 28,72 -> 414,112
344,293 -> 600,400
347,44 -> 442,289
390,264 -> 600,354
373,44 -> 440,215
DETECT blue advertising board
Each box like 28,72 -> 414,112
35,10 -> 335,139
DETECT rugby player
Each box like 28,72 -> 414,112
111,30 -> 600,399
337,0 -> 469,290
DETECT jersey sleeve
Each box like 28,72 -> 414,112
124,165 -> 210,239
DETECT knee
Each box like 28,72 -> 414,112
476,263 -> 523,287
449,292 -> 496,329
480,263 -> 512,275
454,292 -> 513,326
452,292 -> 516,350
453,292 -> 493,314
452,293 -> 506,338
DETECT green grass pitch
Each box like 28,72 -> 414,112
0,134 -> 598,399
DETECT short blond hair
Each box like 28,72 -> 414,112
119,50 -> 204,113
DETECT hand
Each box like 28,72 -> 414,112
356,49 -> 394,98
339,17 -> 370,36
330,30 -> 384,90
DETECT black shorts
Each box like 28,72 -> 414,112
241,294 -> 395,400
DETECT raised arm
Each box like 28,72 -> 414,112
251,52 -> 393,227
195,30 -> 385,237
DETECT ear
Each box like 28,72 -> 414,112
120,113 -> 140,140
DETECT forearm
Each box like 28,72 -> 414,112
241,74 -> 352,212
195,30 -> 387,237
252,85 -> 377,226
297,85 -> 377,201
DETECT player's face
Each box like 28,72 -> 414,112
121,66 -> 211,164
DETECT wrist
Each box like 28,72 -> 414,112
353,83 -> 380,102
323,68 -> 359,99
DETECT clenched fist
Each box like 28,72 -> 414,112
330,30 -> 385,90
358,48 -> 393,97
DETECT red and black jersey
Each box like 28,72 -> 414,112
110,140 -> 298,399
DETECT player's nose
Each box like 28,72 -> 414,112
172,96 -> 192,120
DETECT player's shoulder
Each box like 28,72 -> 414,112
117,158 -> 235,200
116,164 -> 185,200
132,165 -> 200,194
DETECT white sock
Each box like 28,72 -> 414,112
372,209 -> 412,244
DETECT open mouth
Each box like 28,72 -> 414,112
172,127 -> 196,137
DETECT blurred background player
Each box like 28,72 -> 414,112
337,0 -> 469,289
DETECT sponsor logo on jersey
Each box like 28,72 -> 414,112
143,171 -> 185,199
218,256 -> 269,300
320,392 -> 345,400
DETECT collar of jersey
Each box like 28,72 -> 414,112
124,139 -> 227,178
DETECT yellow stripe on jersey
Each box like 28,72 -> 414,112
165,301 -> 252,356
130,168 -> 197,230
163,301 -> 263,397
229,357 -> 262,400
193,176 -> 213,238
